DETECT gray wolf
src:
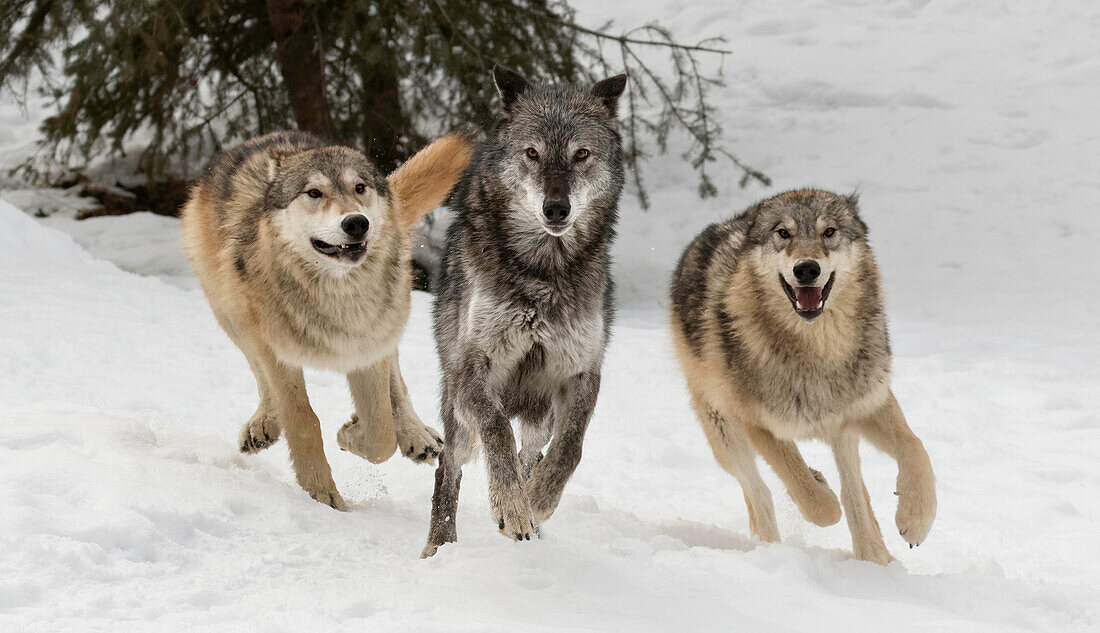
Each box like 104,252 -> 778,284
180,130 -> 472,509
668,189 -> 936,565
421,66 -> 627,556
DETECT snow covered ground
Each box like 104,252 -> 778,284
2,1 -> 1099,631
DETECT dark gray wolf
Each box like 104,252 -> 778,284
669,189 -> 936,565
421,66 -> 627,556
181,131 -> 472,509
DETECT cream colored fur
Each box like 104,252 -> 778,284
181,133 -> 472,508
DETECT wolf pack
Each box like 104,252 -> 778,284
180,66 -> 936,566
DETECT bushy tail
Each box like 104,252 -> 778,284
387,134 -> 474,230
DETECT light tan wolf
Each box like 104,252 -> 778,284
669,189 -> 936,565
181,131 -> 472,509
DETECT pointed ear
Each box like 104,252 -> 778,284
843,190 -> 868,237
387,134 -> 474,230
493,65 -> 529,110
266,145 -> 290,180
591,74 -> 628,116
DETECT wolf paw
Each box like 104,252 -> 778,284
396,422 -> 443,465
420,541 -> 442,559
308,487 -> 347,512
491,486 -> 536,542
519,449 -> 543,480
895,471 -> 936,547
336,413 -> 397,464
853,540 -> 895,566
239,410 -> 281,453
800,468 -> 842,527
525,475 -> 563,525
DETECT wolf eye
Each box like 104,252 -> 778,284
306,189 -> 323,199
823,227 -> 837,238
777,228 -> 791,239
355,183 -> 366,195
574,148 -> 589,161
525,147 -> 539,160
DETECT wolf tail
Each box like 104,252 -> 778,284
388,133 -> 474,230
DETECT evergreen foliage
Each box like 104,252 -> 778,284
1,0 -> 768,204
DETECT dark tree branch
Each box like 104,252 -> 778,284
0,0 -> 54,85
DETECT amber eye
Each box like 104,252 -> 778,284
777,228 -> 791,239
823,227 -> 837,238
574,148 -> 589,161
525,147 -> 539,160
306,189 -> 323,199
355,183 -> 366,195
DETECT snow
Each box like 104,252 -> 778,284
2,1 -> 1099,631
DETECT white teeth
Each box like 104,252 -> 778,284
796,300 -> 804,310
817,300 -> 824,309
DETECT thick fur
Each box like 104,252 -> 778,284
422,67 -> 627,557
669,189 -> 936,565
181,130 -> 472,509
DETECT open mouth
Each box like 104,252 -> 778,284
311,238 -> 366,262
780,272 -> 836,322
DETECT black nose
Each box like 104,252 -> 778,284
341,214 -> 369,239
542,199 -> 571,224
793,259 -> 821,283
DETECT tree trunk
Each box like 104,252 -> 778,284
266,0 -> 334,139
357,48 -> 406,173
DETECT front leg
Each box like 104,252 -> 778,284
526,370 -> 600,524
250,338 -> 344,510
338,357 -> 397,464
454,353 -> 535,542
855,391 -> 937,547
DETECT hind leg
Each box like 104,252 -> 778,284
216,314 -> 280,454
389,352 -> 444,465
689,393 -> 779,542
422,387 -> 477,558
743,424 -> 841,527
518,409 -> 552,480
854,390 -> 936,548
338,357 -> 397,464
238,348 -> 281,453
830,428 -> 892,564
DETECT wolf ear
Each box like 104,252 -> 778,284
493,65 -> 529,111
843,191 -> 868,237
387,134 -> 474,230
265,146 -> 291,180
591,74 -> 628,116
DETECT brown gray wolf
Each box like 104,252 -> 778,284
181,130 -> 472,509
421,66 -> 627,557
669,189 -> 936,565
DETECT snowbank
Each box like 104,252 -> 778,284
1,194 -> 1097,632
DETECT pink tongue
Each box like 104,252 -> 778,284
794,286 -> 823,309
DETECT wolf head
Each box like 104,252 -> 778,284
488,66 -> 626,238
744,190 -> 869,322
264,146 -> 387,272
264,136 -> 472,276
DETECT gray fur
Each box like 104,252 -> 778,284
422,67 -> 626,556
